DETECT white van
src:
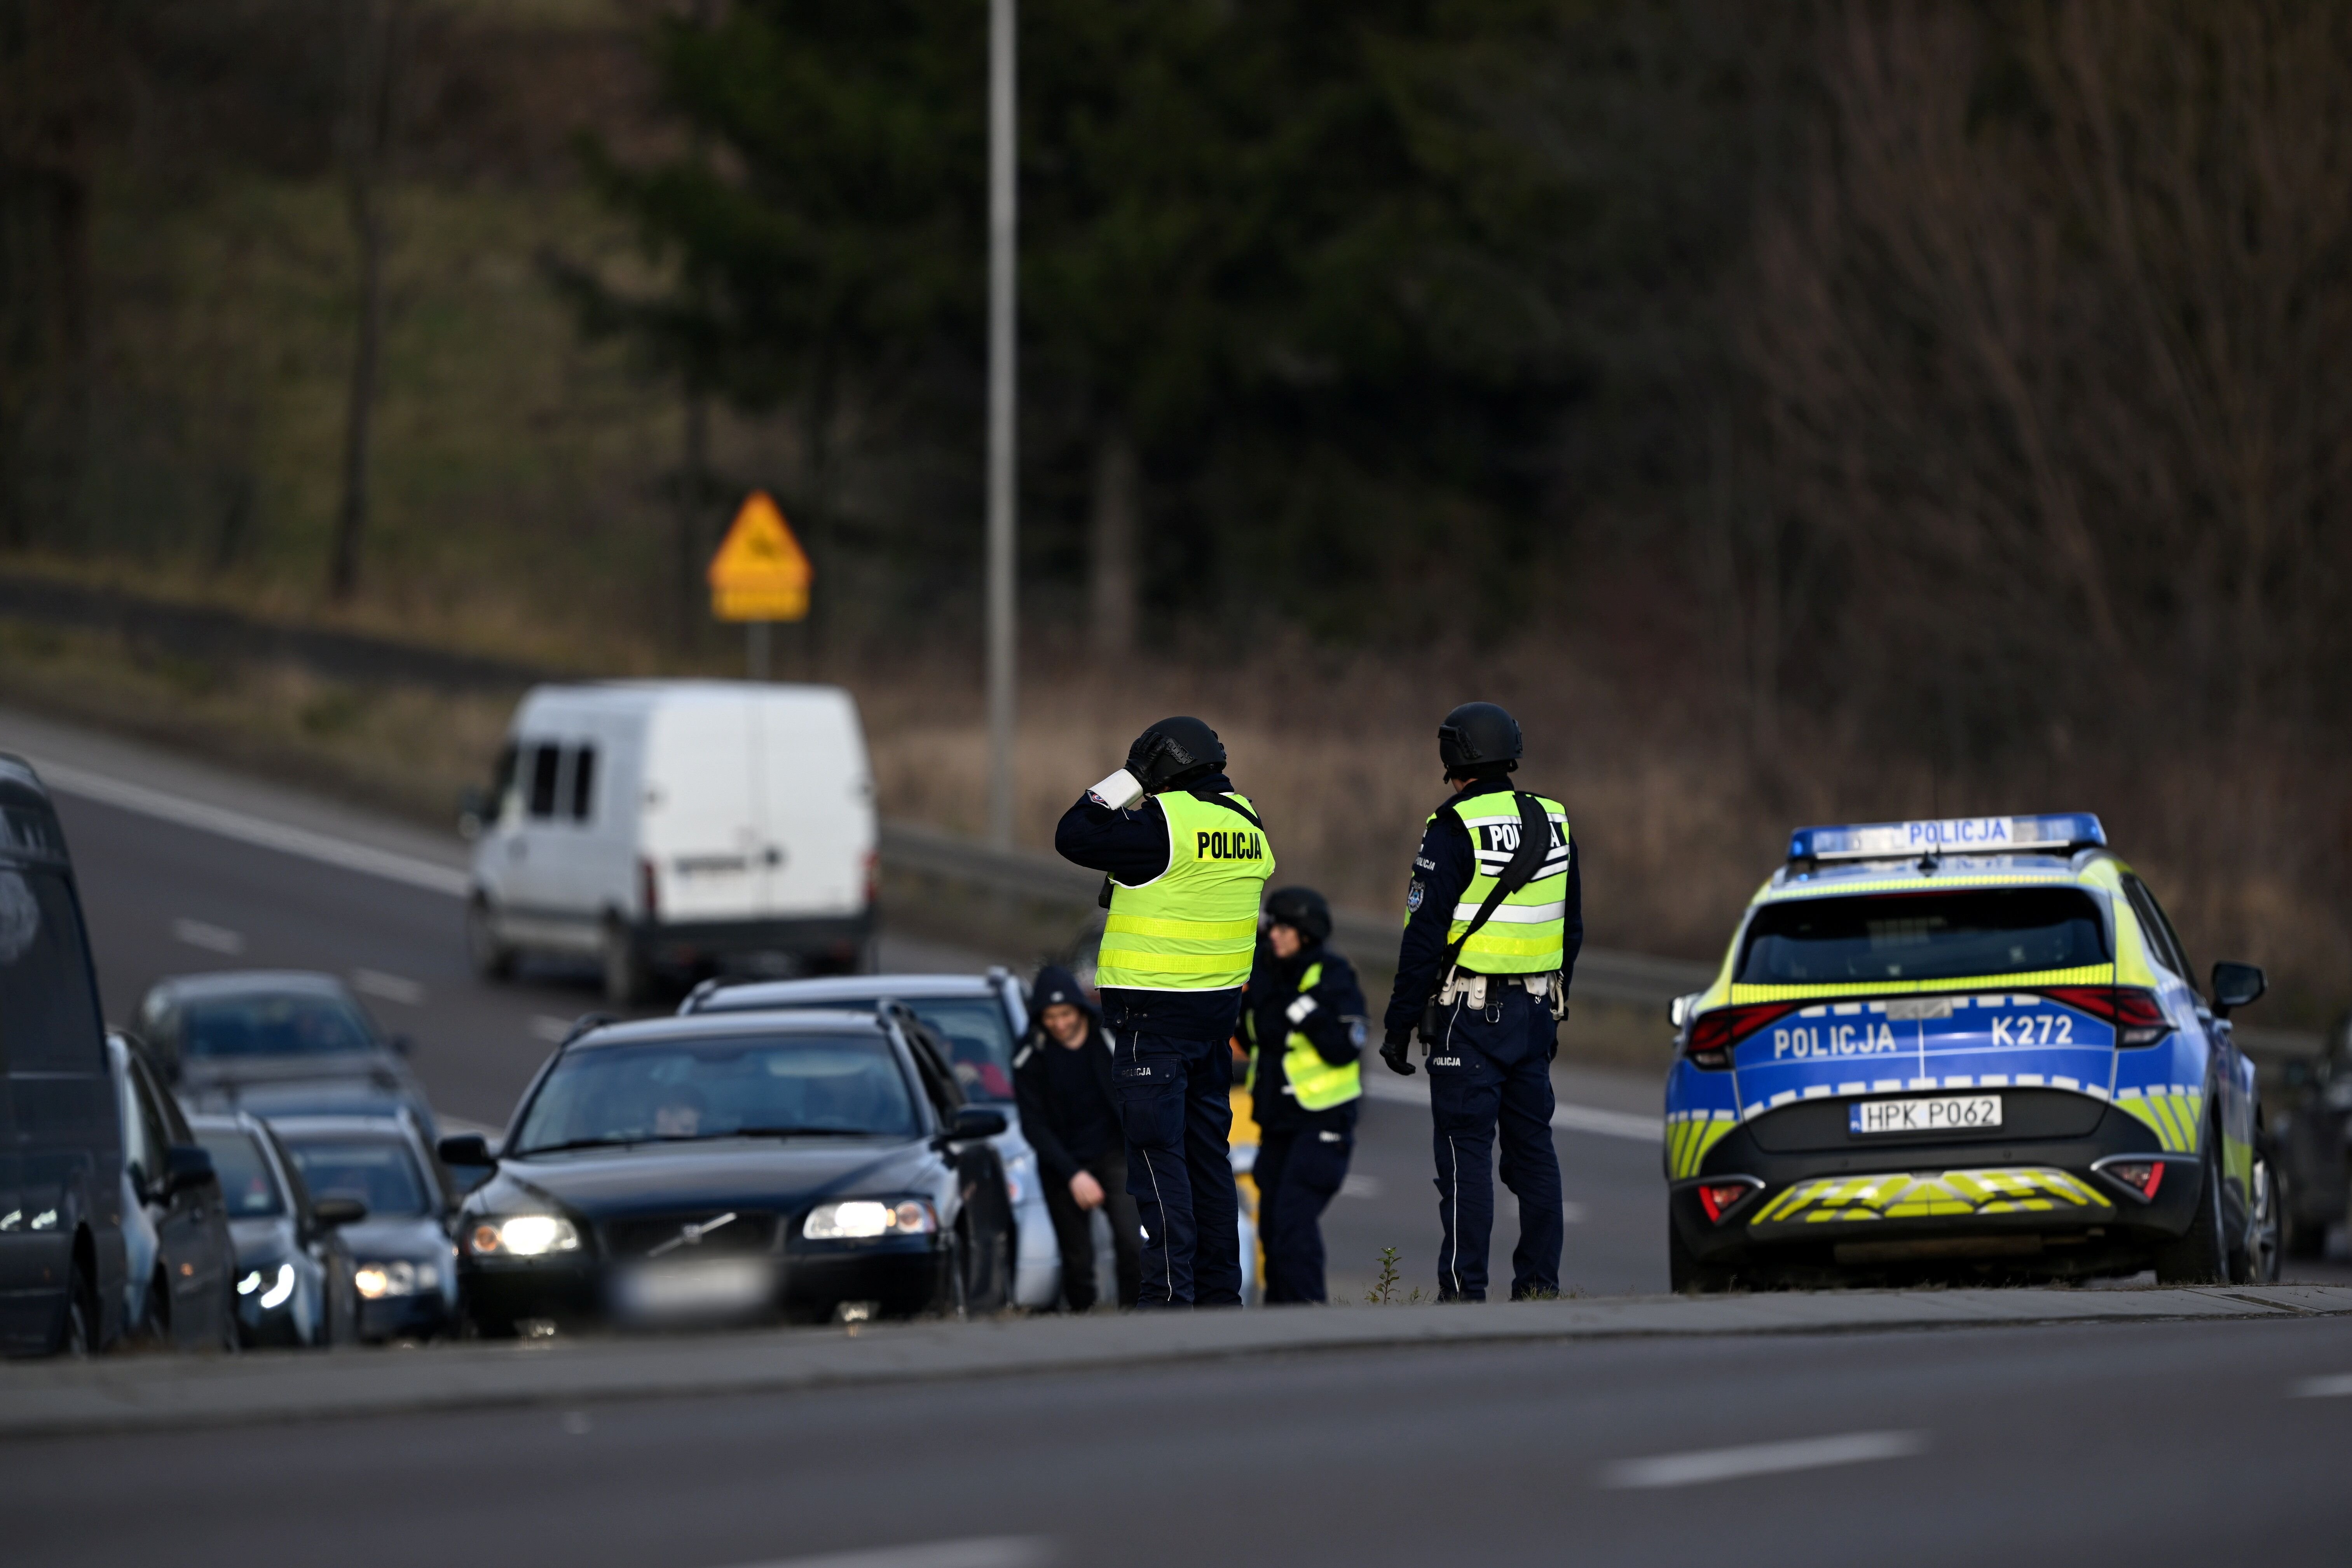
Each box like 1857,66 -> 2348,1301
463,682 -> 877,1003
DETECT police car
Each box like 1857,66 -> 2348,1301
1664,813 -> 2280,1291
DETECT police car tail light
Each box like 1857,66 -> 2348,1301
1695,1179 -> 1761,1223
2093,1158 -> 2165,1202
2044,986 -> 2172,1046
1685,1002 -> 1805,1067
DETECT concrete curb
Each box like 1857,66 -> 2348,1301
6,1285 -> 2349,1439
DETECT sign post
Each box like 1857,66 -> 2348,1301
708,491 -> 812,680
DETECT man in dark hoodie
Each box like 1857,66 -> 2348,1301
1242,887 -> 1366,1303
1014,965 -> 1142,1310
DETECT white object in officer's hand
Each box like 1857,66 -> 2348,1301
1286,994 -> 1319,1025
1088,768 -> 1146,811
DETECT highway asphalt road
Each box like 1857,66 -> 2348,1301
43,748 -> 1670,1303
8,1313 -> 2352,1566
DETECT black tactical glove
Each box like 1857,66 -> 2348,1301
1379,1026 -> 1416,1077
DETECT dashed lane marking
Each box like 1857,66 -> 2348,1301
2291,1373 -> 2352,1399
531,1015 -> 575,1043
709,1538 -> 1051,1568
352,968 -> 427,1006
1600,1430 -> 1928,1490
171,918 -> 245,955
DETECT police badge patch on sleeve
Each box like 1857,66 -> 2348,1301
1406,879 -> 1425,912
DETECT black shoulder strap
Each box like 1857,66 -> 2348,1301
1434,792 -> 1551,982
1188,788 -> 1264,831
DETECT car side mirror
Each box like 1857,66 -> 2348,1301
312,1196 -> 368,1228
2211,961 -> 2267,1019
458,786 -> 488,842
163,1144 -> 217,1198
438,1134 -> 494,1168
944,1107 -> 1007,1144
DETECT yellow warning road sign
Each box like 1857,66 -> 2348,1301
708,491 -> 811,622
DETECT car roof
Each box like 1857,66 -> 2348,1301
568,1008 -> 895,1050
1753,850 -> 2119,907
694,973 -> 1003,1012
263,1114 -> 420,1142
149,970 -> 361,1002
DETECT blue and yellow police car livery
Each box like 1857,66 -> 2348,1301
1663,814 -> 2279,1290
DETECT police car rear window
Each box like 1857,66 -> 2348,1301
1736,888 -> 2109,985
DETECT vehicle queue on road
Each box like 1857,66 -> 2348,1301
3,692 -> 2333,1361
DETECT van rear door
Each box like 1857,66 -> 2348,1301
644,693 -> 763,924
748,689 -> 874,918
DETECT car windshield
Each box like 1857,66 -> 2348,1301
197,1130 -> 286,1217
512,1033 -> 920,1155
1737,888 -> 2111,986
280,1135 -> 431,1219
179,993 -> 377,1058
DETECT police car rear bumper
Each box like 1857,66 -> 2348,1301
1671,1099 -> 2204,1272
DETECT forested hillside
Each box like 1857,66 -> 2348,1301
2,1 -> 2346,1015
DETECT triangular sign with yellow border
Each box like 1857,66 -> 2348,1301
707,490 -> 811,622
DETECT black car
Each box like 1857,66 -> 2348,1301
2276,1013 -> 2352,1259
444,1007 -> 1012,1336
134,971 -> 437,1137
108,1033 -> 237,1351
0,754 -> 148,1355
272,1112 -> 460,1341
190,1112 -> 364,1348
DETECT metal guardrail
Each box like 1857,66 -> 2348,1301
877,819 -> 1717,1010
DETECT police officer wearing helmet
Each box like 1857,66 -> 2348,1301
1242,886 -> 1366,1304
1056,717 -> 1275,1308
1378,703 -> 1580,1301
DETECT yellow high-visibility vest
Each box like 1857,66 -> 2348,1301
1434,792 -> 1570,975
1095,790 -> 1275,991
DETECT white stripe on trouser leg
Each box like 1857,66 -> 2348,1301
1444,997 -> 1464,1298
1139,1145 -> 1174,1302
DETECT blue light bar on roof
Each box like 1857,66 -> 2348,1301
1788,813 -> 2106,862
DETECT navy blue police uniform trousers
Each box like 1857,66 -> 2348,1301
1253,1102 -> 1357,1304
1424,983 -> 1563,1300
1113,1030 -> 1243,1308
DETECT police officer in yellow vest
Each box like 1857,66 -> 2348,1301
1056,717 -> 1274,1307
1378,703 -> 1580,1301
1242,886 -> 1366,1303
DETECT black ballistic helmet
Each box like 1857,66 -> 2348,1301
1437,701 -> 1522,776
1126,716 -> 1226,792
1264,886 -> 1332,947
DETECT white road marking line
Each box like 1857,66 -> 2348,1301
709,1540 -> 1050,1568
2290,1373 -> 2352,1399
352,969 -> 427,1006
171,918 -> 245,955
438,1115 -> 501,1141
1600,1430 -> 1927,1490
1363,1074 -> 1663,1142
530,1015 -> 574,1043
1338,1174 -> 1383,1200
32,757 -> 469,898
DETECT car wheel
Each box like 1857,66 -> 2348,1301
2231,1141 -> 2284,1284
217,1279 -> 242,1355
140,1268 -> 173,1349
56,1268 -> 95,1358
1668,1221 -> 1734,1295
964,1216 -> 1012,1314
601,918 -> 649,1007
466,897 -> 517,982
2155,1131 -> 2229,1284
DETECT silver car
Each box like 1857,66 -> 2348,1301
269,1112 -> 460,1341
682,968 -> 1062,1308
188,1112 -> 361,1348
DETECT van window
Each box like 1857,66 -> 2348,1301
0,867 -> 105,1071
527,743 -> 563,819
489,743 -> 519,825
570,745 -> 597,822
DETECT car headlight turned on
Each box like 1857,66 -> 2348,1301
467,1215 -> 582,1258
803,1200 -> 937,1240
239,1262 -> 297,1309
354,1260 -> 442,1298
